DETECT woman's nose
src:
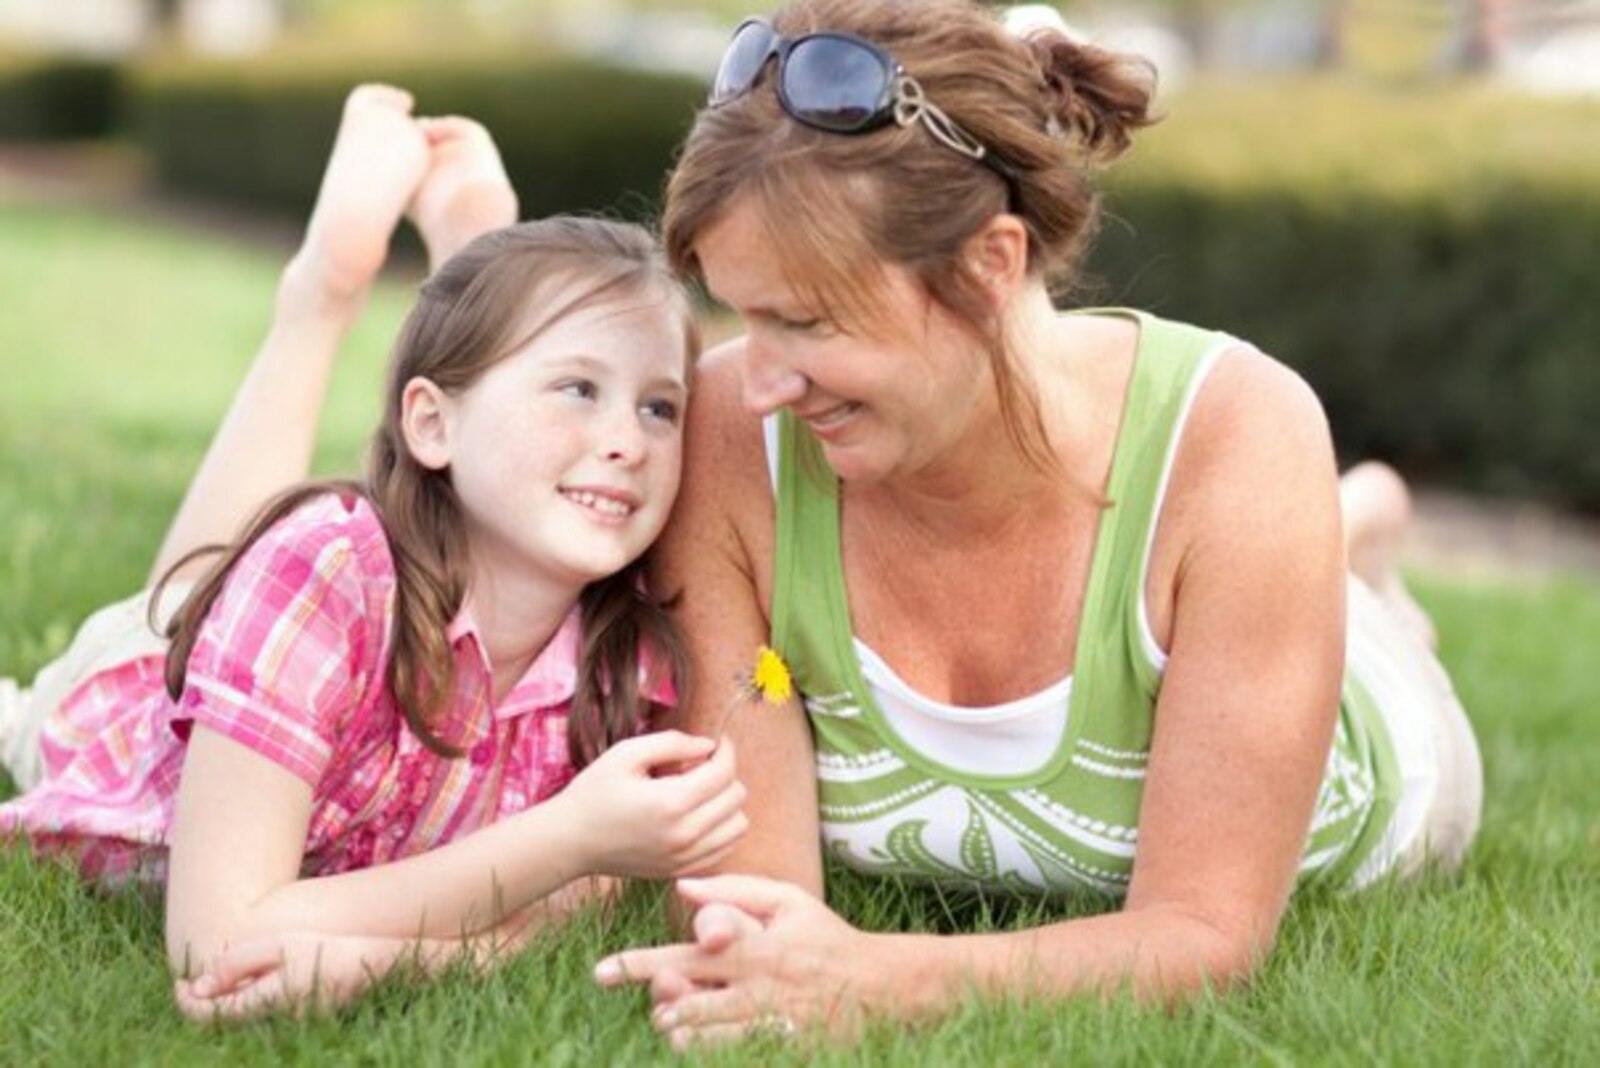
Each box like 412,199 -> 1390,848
740,339 -> 808,417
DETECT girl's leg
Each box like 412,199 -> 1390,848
408,115 -> 520,271
1340,460 -> 1437,650
147,85 -> 431,585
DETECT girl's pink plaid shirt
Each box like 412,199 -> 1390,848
0,494 -> 676,885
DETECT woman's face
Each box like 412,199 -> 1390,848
695,197 -> 992,484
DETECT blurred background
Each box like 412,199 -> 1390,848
2,0 -> 1598,524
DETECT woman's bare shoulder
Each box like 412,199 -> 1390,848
1159,340 -> 1342,569
655,336 -> 776,592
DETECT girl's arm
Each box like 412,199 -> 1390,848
598,350 -> 1350,1044
174,877 -> 610,1021
165,724 -> 745,975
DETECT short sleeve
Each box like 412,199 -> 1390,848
638,638 -> 679,710
173,498 -> 385,787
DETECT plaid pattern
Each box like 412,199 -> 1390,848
0,495 -> 674,886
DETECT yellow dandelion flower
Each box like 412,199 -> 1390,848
748,645 -> 793,706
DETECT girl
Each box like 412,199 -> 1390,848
0,85 -> 747,1019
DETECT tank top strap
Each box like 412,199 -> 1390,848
1067,310 -> 1233,752
770,410 -> 852,703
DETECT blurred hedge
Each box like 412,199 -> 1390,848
109,63 -> 1600,510
0,54 -> 121,140
128,55 -> 704,221
1089,81 -> 1600,510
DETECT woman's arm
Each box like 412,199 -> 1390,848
165,724 -> 744,974
649,347 -> 824,897
599,349 -> 1349,1043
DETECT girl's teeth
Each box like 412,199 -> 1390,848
566,490 -> 631,516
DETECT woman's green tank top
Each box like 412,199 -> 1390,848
769,310 -> 1399,897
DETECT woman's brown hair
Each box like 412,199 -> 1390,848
664,0 -> 1156,470
156,218 -> 698,766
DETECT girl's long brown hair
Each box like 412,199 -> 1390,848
665,0 -> 1156,472
157,218 -> 697,765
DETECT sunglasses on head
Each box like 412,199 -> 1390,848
711,16 -> 1015,189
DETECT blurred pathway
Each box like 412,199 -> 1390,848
4,145 -> 1597,584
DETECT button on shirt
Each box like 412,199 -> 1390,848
0,495 -> 675,885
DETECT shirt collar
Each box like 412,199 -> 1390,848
436,599 -> 679,748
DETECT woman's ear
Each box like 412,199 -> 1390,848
401,376 -> 453,470
963,213 -> 1031,307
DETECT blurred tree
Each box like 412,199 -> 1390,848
1458,0 -> 1510,70
1316,0 -> 1353,67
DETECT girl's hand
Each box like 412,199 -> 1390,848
558,732 -> 748,880
174,933 -> 432,1022
594,876 -> 875,1050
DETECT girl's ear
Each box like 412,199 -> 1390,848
962,212 -> 1031,308
401,377 -> 453,470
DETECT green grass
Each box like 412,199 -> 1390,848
2,201 -> 1598,1064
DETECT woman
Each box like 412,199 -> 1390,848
593,0 -> 1482,1047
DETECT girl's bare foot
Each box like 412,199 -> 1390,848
1341,461 -> 1437,650
408,116 -> 520,272
288,84 -> 431,310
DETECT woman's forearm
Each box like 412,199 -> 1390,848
873,905 -> 1258,1022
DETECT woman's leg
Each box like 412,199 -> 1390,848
1340,460 -> 1436,650
147,85 -> 431,585
1341,462 -> 1482,875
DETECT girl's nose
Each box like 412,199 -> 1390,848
600,406 -> 648,467
740,339 -> 808,417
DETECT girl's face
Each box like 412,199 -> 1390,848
695,198 -> 991,485
426,289 -> 690,597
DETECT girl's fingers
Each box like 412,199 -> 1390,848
616,730 -> 718,773
676,812 -> 750,874
677,776 -> 747,843
176,971 -> 282,1023
665,736 -> 740,809
202,938 -> 291,992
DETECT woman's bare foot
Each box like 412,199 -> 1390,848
286,84 -> 431,311
408,116 -> 520,272
1341,461 -> 1437,650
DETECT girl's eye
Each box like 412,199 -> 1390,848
642,398 -> 680,425
782,316 -> 824,333
558,379 -> 598,400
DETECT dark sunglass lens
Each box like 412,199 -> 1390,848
712,21 -> 777,103
782,37 -> 894,131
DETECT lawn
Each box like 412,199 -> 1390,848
1,201 -> 1596,1065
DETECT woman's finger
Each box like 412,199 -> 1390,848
667,1017 -> 798,1053
692,901 -> 763,954
594,943 -> 734,989
652,985 -> 765,1031
648,967 -> 698,1006
675,873 -> 800,920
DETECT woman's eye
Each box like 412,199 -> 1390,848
642,398 -> 681,425
558,379 -> 598,400
782,317 -> 824,333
